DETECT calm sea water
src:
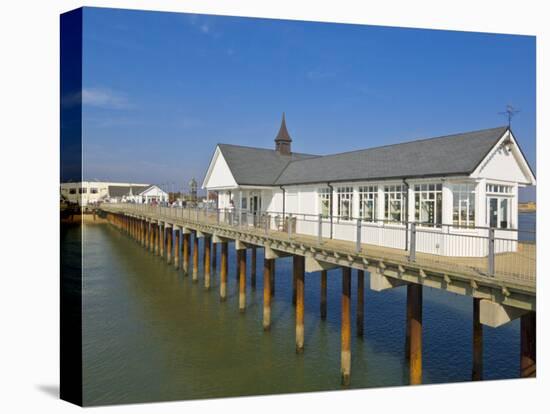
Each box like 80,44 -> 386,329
78,213 -> 536,406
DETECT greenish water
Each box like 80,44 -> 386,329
81,221 -> 525,406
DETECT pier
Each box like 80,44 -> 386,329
100,204 -> 536,385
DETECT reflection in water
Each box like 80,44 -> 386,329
81,216 -> 530,406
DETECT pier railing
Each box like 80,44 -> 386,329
100,203 -> 536,285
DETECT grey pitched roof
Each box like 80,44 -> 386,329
274,126 -> 509,185
217,144 -> 317,186
108,185 -> 151,198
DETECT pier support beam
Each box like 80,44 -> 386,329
155,224 -> 160,256
520,311 -> 536,378
472,298 -> 483,381
263,258 -> 273,330
174,228 -> 180,269
341,267 -> 351,386
251,246 -> 257,289
166,226 -> 172,264
193,231 -> 199,282
182,231 -> 190,275
204,235 -> 211,289
320,270 -> 327,320
160,224 -> 165,258
212,242 -> 217,273
238,249 -> 247,312
357,270 -> 364,338
270,259 -> 276,297
149,222 -> 154,253
295,255 -> 305,353
408,284 -> 423,385
220,242 -> 228,301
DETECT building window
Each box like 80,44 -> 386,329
69,188 -> 76,194
452,184 -> 475,228
384,185 -> 405,223
486,184 -> 513,194
414,184 -> 442,227
337,187 -> 353,220
359,185 -> 377,222
79,188 -> 87,194
318,188 -> 331,218
90,188 -> 98,194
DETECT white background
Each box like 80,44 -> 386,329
0,0 -> 547,412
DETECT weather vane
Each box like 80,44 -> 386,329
498,104 -> 520,127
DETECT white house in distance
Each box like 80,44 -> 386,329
60,181 -> 169,205
106,184 -> 169,204
202,114 -> 535,257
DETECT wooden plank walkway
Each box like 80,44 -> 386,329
102,206 -> 536,290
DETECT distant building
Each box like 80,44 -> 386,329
107,184 -> 169,204
60,181 -> 168,206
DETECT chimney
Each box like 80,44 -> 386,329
274,112 -> 292,155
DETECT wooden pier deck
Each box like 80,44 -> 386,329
99,204 -> 535,311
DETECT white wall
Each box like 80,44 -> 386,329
203,148 -> 238,190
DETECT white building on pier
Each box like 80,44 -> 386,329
202,114 -> 535,257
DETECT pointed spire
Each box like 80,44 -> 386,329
275,112 -> 292,155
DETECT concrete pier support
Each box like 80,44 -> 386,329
520,311 -> 536,378
238,249 -> 247,312
320,270 -> 327,320
220,242 -> 228,301
270,259 -> 276,297
472,298 -> 483,381
408,284 -> 423,385
192,231 -> 199,282
182,232 -> 190,274
212,242 -> 217,273
149,223 -> 154,252
357,270 -> 364,338
159,224 -> 165,258
263,258 -> 273,330
174,228 -> 180,269
166,226 -> 172,264
250,246 -> 257,289
341,267 -> 351,386
295,255 -> 305,353
204,235 -> 211,289
154,225 -> 160,256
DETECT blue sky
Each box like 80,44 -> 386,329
82,7 -> 536,200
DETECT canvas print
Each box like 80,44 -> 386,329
60,6 -> 536,407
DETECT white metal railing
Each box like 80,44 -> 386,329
100,202 -> 535,283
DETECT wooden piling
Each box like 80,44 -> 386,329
405,284 -> 412,360
238,249 -> 247,312
182,232 -> 189,274
295,255 -> 305,353
320,270 -> 327,320
155,225 -> 160,256
212,242 -> 217,273
174,228 -> 180,269
250,246 -> 257,289
408,283 -> 423,385
220,242 -> 228,301
292,259 -> 297,306
204,235 -> 211,289
166,227 -> 172,264
270,259 -> 276,297
341,267 -> 351,385
192,232 -> 199,282
263,258 -> 272,330
160,224 -> 165,258
472,297 -> 483,381
149,222 -> 154,252
520,311 -> 536,378
357,270 -> 364,338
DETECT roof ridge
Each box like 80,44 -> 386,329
306,126 -> 508,160
218,142 -> 316,157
